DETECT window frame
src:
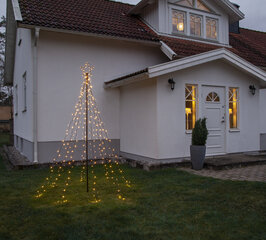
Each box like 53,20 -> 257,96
190,13 -> 203,37
15,84 -> 18,115
169,4 -> 220,42
22,71 -> 27,112
172,10 -> 187,34
206,17 -> 218,40
228,87 -> 239,130
185,84 -> 198,131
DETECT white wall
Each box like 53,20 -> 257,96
259,89 -> 266,134
156,60 -> 261,159
37,31 -> 168,142
13,28 -> 34,141
120,79 -> 158,159
140,1 -> 159,31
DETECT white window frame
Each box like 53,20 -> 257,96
206,17 -> 218,40
190,13 -> 203,37
22,72 -> 27,112
228,87 -> 239,130
169,4 -> 220,42
185,84 -> 198,131
172,10 -> 187,34
15,84 -> 18,115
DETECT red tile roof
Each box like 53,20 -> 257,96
230,28 -> 266,68
18,0 -> 158,42
18,0 -> 266,68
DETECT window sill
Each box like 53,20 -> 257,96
229,129 -> 240,132
185,130 -> 192,134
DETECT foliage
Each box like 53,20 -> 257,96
0,153 -> 265,240
0,15 -> 12,105
192,118 -> 208,146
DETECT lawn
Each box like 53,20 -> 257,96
0,152 -> 265,240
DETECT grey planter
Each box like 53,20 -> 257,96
190,145 -> 206,170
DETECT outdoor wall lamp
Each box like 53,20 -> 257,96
249,85 -> 256,95
168,78 -> 176,91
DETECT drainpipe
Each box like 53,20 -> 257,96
33,27 -> 40,163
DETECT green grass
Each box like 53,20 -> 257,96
0,133 -> 10,147
0,156 -> 265,240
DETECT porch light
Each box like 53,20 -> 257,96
168,78 -> 176,90
249,85 -> 256,95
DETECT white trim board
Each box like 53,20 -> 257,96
105,48 -> 266,88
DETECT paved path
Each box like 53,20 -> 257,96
179,165 -> 266,182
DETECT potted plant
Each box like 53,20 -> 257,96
190,118 -> 208,170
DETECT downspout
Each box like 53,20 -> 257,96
33,27 -> 40,163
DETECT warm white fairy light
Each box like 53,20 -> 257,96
35,63 -> 131,203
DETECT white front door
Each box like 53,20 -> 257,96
202,86 -> 225,155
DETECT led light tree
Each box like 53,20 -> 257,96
36,63 -> 130,203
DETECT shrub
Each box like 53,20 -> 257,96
192,118 -> 208,146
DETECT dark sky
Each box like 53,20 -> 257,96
1,0 -> 265,32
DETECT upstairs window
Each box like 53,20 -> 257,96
206,18 -> 217,39
172,10 -> 186,33
229,88 -> 239,129
190,14 -> 202,36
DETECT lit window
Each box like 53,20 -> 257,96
172,10 -> 186,33
22,72 -> 27,112
206,18 -> 217,39
185,85 -> 197,130
229,88 -> 238,129
206,92 -> 220,102
190,14 -> 202,36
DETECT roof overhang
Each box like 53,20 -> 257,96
105,48 -> 266,88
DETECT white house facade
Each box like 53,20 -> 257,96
5,0 -> 266,163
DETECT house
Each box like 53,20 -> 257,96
4,0 -> 266,163
0,105 -> 12,132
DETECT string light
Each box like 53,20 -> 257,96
35,63 -> 131,203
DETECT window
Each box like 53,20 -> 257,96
190,14 -> 202,36
172,10 -> 186,33
22,72 -> 27,112
206,18 -> 217,39
229,88 -> 238,129
15,84 -> 18,115
185,84 -> 197,130
206,92 -> 220,102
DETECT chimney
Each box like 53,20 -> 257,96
229,3 -> 240,34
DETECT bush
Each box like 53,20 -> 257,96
192,118 -> 208,146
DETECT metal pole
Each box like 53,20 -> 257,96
86,73 -> 89,192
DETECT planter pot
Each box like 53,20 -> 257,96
190,145 -> 206,170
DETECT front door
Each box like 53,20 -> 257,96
202,86 -> 225,155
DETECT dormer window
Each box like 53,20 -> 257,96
172,10 -> 186,33
171,1 -> 219,42
190,14 -> 202,37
